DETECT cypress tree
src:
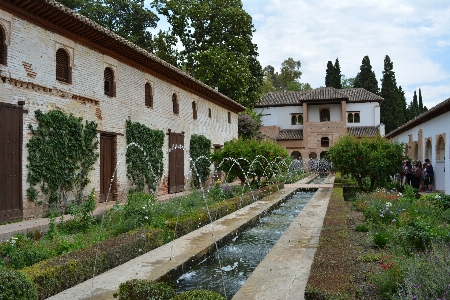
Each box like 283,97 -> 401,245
354,55 -> 379,94
325,61 -> 334,87
418,88 -> 424,113
412,90 -> 419,118
380,55 -> 405,133
333,58 -> 342,89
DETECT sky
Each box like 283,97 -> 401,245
147,0 -> 450,109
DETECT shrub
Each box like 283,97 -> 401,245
0,269 -> 38,300
172,289 -> 226,300
22,228 -> 164,299
190,134 -> 212,187
368,252 -> 403,299
113,279 -> 175,300
355,224 -> 369,232
372,228 -> 390,248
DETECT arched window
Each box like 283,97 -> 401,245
56,48 -> 71,83
145,82 -> 153,107
437,136 -> 445,160
321,137 -> 329,147
309,152 -> 317,159
0,27 -> 7,65
104,67 -> 116,97
425,139 -> 432,160
291,151 -> 301,160
320,108 -> 330,122
172,93 -> 179,115
320,151 -> 328,159
208,108 -> 212,118
192,101 -> 197,120
291,114 -> 303,125
228,112 -> 231,124
354,112 -> 360,123
291,115 -> 297,125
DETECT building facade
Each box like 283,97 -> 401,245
385,98 -> 450,194
254,87 -> 384,161
0,1 -> 244,222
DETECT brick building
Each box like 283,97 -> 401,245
253,87 -> 384,162
0,0 -> 245,221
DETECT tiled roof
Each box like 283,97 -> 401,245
385,97 -> 450,138
255,87 -> 383,107
276,129 -> 303,140
338,88 -> 383,102
299,87 -> 347,101
347,126 -> 380,138
256,91 -> 308,107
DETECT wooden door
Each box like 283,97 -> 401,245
168,132 -> 184,193
0,103 -> 23,222
100,134 -> 114,202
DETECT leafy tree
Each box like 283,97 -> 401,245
259,71 -> 277,95
148,30 -> 180,67
341,75 -> 355,89
325,58 -> 342,89
353,55 -> 379,94
327,135 -> 404,192
212,139 -> 289,184
262,59 -> 310,93
238,109 -> 262,140
58,0 -> 159,51
152,0 -> 263,108
189,134 -> 212,187
278,57 -> 302,91
380,55 -> 406,133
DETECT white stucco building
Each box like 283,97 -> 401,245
385,98 -> 450,194
0,0 -> 244,221
254,87 -> 384,160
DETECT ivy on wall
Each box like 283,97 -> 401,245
26,110 -> 99,207
189,134 -> 212,187
125,120 -> 164,193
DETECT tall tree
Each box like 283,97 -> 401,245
354,55 -> 379,94
325,61 -> 335,88
380,55 -> 406,133
418,88 -> 424,113
278,57 -> 302,91
333,58 -> 343,89
325,58 -> 342,89
59,0 -> 159,51
152,0 -> 263,108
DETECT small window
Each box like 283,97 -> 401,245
228,112 -> 231,124
320,108 -> 330,122
104,67 -> 116,97
145,82 -> 153,107
321,137 -> 329,147
347,112 -> 360,123
0,27 -> 7,65
192,101 -> 197,120
208,108 -> 212,118
172,93 -> 179,115
291,114 -> 303,125
56,48 -> 71,83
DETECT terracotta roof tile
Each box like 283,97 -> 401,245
276,129 -> 303,140
347,126 -> 380,138
256,87 -> 383,107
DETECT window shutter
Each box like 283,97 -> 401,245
104,81 -> 110,95
67,66 -> 72,84
112,81 -> 116,97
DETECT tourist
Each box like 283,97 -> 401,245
404,160 -> 414,186
413,160 -> 423,190
424,158 -> 434,192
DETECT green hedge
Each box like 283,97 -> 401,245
0,269 -> 38,300
22,228 -> 164,299
167,183 -> 283,237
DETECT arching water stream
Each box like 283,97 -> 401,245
172,187 -> 318,299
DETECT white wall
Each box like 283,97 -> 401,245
390,112 -> 449,194
346,102 -> 379,126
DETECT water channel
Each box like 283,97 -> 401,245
172,177 -> 323,299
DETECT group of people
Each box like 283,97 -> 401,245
399,158 -> 434,192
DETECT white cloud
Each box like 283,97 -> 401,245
244,0 -> 450,106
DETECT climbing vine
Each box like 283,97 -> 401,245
26,110 -> 99,207
189,134 -> 211,187
125,120 -> 164,193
